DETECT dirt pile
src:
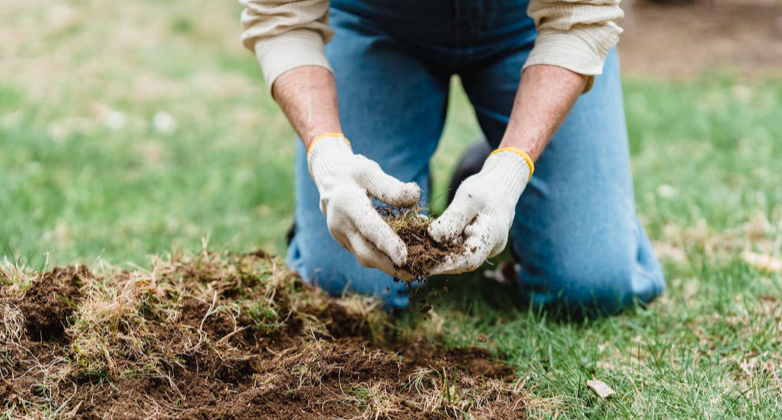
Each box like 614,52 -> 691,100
17,266 -> 85,341
381,207 -> 466,278
1,251 -> 528,419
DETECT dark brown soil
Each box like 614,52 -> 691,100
1,253 -> 527,419
17,265 -> 87,341
380,207 -> 466,278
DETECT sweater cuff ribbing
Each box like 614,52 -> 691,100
523,23 -> 622,93
254,29 -> 333,94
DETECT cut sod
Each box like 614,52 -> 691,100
0,251 -> 527,419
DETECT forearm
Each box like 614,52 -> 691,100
272,66 -> 342,148
498,65 -> 587,160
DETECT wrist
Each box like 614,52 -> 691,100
307,133 -> 351,155
302,123 -> 343,147
498,135 -> 544,161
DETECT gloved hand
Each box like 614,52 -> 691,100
307,134 -> 421,280
427,148 -> 534,275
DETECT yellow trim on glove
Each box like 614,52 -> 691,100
490,147 -> 535,178
307,133 -> 351,154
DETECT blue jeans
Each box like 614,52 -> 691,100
287,0 -> 666,313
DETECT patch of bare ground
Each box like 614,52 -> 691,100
1,251 -> 530,419
620,0 -> 782,79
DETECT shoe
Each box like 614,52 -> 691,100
447,137 -> 492,205
286,221 -> 296,246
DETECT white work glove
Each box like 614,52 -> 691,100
307,134 -> 421,280
428,148 -> 534,275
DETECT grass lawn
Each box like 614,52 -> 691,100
2,0 -> 782,418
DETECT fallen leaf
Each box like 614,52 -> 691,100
587,379 -> 616,399
742,251 -> 782,274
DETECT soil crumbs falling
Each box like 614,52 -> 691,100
1,252 -> 528,419
380,206 -> 465,278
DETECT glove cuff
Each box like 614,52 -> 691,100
306,134 -> 353,190
489,147 -> 535,178
308,133 -> 351,155
483,148 -> 533,202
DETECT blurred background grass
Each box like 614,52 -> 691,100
2,0 -> 780,267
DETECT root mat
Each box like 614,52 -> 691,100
1,252 -> 528,419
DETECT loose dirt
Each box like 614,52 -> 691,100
1,252 -> 528,419
17,266 -> 84,341
380,207 -> 466,278
620,0 -> 782,79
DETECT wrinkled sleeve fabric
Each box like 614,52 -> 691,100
524,0 -> 624,91
240,0 -> 334,92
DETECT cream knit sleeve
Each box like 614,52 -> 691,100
524,0 -> 624,91
240,0 -> 333,92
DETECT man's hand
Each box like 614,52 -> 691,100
308,135 -> 421,280
272,68 -> 421,279
427,65 -> 585,275
427,149 -> 533,275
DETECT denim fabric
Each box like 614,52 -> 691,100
287,0 -> 666,313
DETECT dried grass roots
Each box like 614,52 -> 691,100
1,251 -> 528,419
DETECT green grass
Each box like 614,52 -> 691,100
2,0 -> 781,418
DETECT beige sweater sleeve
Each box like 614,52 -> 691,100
525,0 -> 624,90
240,0 -> 622,93
240,0 -> 333,92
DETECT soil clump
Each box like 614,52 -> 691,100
380,206 -> 466,278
